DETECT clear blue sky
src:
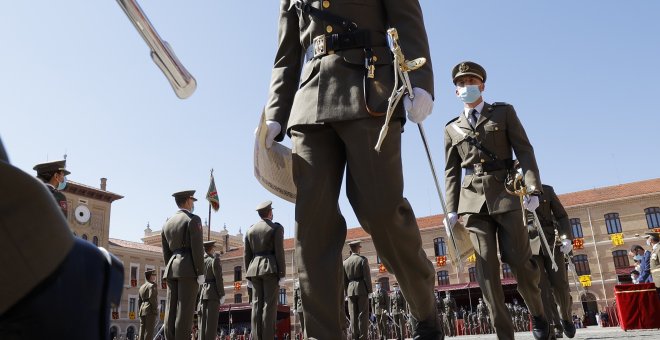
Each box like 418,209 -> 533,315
2,1 -> 659,243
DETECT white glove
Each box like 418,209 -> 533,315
247,280 -> 253,289
560,239 -> 572,255
220,296 -> 226,304
197,275 -> 205,285
523,195 -> 540,212
265,120 -> 282,149
278,278 -> 285,286
403,87 -> 433,123
443,212 -> 458,229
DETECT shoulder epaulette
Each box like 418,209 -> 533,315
491,102 -> 510,107
445,116 -> 459,126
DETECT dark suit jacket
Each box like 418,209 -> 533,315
265,0 -> 433,139
639,250 -> 653,283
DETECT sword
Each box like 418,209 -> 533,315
116,0 -> 197,99
381,28 -> 464,272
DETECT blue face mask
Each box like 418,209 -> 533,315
57,176 -> 67,190
457,85 -> 481,104
634,254 -> 643,261
190,203 -> 195,213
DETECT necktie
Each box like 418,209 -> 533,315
469,109 -> 478,128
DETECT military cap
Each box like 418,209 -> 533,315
144,269 -> 156,278
392,282 -> 399,287
348,240 -> 362,246
255,200 -> 273,212
452,61 -> 487,84
33,159 -> 71,176
203,240 -> 216,247
645,232 -> 660,238
172,190 -> 197,201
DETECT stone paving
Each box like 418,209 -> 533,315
440,326 -> 660,339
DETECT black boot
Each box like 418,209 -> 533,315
561,320 -> 576,338
531,315 -> 549,340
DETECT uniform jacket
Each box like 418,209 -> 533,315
46,184 -> 68,217
265,0 -> 433,140
444,297 -> 456,318
372,288 -> 389,315
639,249 -> 654,283
444,103 -> 542,215
650,245 -> 660,287
244,219 -> 286,279
343,253 -> 372,297
535,184 -> 572,242
476,302 -> 488,317
138,281 -> 159,316
161,210 -> 205,279
294,286 -> 303,312
390,290 -> 407,315
200,253 -> 225,301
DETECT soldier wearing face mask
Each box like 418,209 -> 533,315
443,61 -> 548,340
33,159 -> 70,216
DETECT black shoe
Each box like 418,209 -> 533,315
412,317 -> 444,340
561,320 -> 576,338
531,315 -> 549,340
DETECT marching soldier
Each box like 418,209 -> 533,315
372,280 -> 390,340
162,190 -> 205,340
443,292 -> 457,337
262,1 -> 441,338
244,201 -> 286,340
33,159 -> 70,216
138,269 -> 159,340
443,61 -> 548,340
527,180 -> 576,338
476,298 -> 490,334
294,279 -> 305,333
343,240 -> 372,340
198,241 -> 225,340
647,232 -> 660,297
390,282 -> 408,340
434,291 -> 445,337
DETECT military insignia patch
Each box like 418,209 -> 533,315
459,63 -> 469,73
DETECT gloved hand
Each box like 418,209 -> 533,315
278,277 -> 285,286
247,280 -> 253,289
523,195 -> 540,212
443,212 -> 458,229
560,239 -> 573,254
220,296 -> 226,305
197,275 -> 205,285
265,120 -> 282,149
403,87 -> 433,123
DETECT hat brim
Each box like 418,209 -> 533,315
453,72 -> 484,83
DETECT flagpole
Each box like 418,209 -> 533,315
208,168 -> 213,241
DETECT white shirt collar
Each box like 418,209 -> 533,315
463,101 -> 485,119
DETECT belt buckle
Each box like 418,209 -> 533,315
473,163 -> 484,176
313,35 -> 326,58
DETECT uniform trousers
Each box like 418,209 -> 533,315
536,246 -> 572,324
164,278 -> 198,340
250,274 -> 279,340
290,119 -> 436,339
464,208 -> 544,340
198,299 -> 220,340
392,313 -> 405,340
348,295 -> 369,340
375,313 -> 387,339
138,313 -> 157,340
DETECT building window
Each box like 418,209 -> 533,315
126,326 -> 136,340
92,236 -> 99,246
468,267 -> 477,283
82,234 -> 88,240
160,299 -> 166,318
434,237 -> 447,257
605,213 -> 622,234
234,293 -> 242,303
437,270 -> 450,286
130,264 -> 139,287
279,288 -> 287,305
645,207 -> 660,229
129,297 -> 136,314
234,266 -> 242,282
612,250 -> 630,269
570,218 -> 583,238
573,254 -> 591,276
378,277 -> 390,292
502,263 -> 514,279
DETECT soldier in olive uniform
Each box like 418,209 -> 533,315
390,282 -> 408,340
162,190 -> 205,340
372,280 -> 390,340
434,291 -> 445,336
527,181 -> 576,338
443,61 -> 548,340
244,201 -> 286,340
263,1 -> 440,338
138,269 -> 159,340
198,241 -> 225,340
647,232 -> 660,297
294,279 -> 305,333
33,159 -> 70,217
476,298 -> 490,334
443,292 -> 457,337
343,240 -> 372,340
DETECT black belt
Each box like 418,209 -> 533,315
305,30 -> 372,60
172,247 -> 190,255
463,159 -> 512,176
254,251 -> 274,256
205,279 -> 216,283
